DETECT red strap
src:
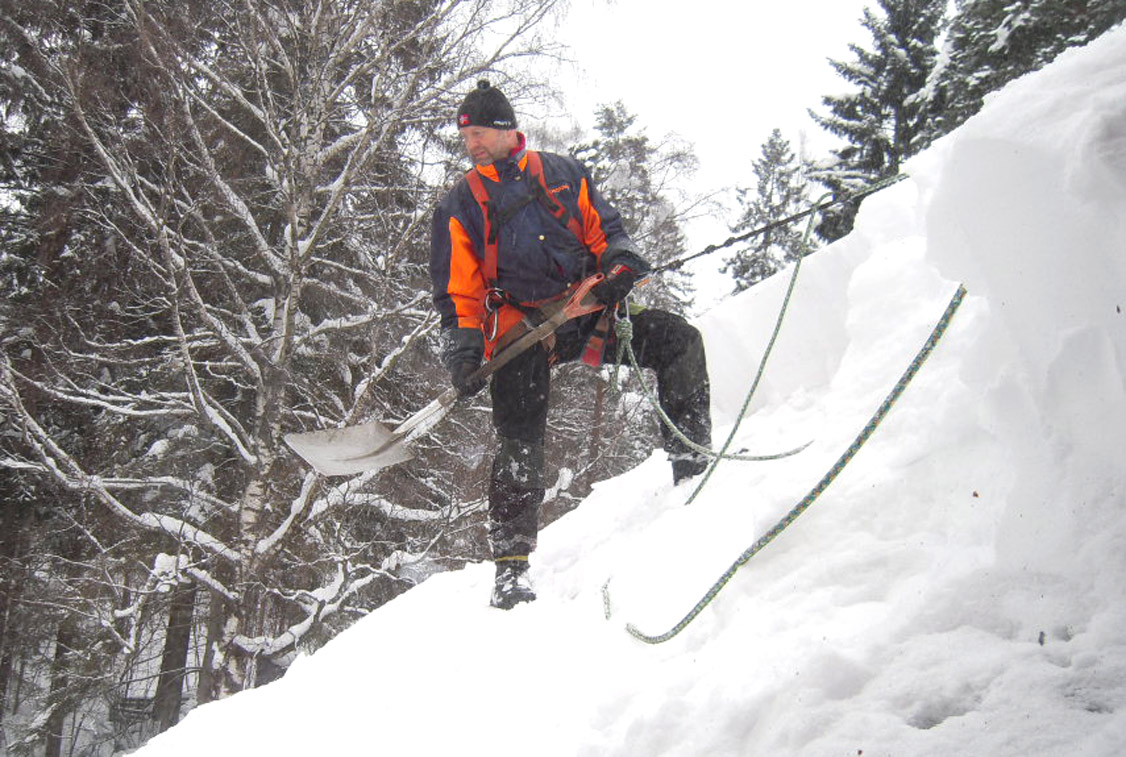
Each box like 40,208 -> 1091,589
463,167 -> 497,284
581,309 -> 614,368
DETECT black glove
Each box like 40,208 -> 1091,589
441,328 -> 487,398
450,358 -> 487,398
592,264 -> 639,306
592,249 -> 651,306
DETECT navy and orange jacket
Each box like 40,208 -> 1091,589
430,139 -> 639,358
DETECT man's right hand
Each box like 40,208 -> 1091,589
450,359 -> 487,398
591,264 -> 639,306
441,327 -> 487,398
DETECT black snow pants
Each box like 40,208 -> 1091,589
487,307 -> 712,560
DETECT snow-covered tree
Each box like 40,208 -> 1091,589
722,128 -> 813,293
809,0 -> 946,241
924,0 -> 1126,141
0,0 -> 566,749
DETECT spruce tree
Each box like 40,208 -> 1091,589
723,128 -> 812,293
810,0 -> 947,241
925,0 -> 1126,142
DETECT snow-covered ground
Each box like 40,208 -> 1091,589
133,25 -> 1126,757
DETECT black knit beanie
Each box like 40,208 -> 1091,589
457,79 -> 517,130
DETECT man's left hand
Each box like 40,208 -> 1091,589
592,264 -> 640,306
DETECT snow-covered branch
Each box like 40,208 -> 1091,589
1,358 -> 240,563
6,364 -> 195,419
345,309 -> 437,424
307,473 -> 452,524
231,561 -> 386,657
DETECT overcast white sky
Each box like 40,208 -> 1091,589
529,0 -> 877,294
553,1 -> 872,187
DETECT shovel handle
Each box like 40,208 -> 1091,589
402,271 -> 612,438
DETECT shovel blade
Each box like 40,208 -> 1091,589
284,419 -> 414,476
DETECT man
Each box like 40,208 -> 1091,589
430,80 -> 712,609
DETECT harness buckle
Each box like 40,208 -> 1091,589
485,287 -> 509,314
485,287 -> 511,341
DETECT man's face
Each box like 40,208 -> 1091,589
460,126 -> 517,166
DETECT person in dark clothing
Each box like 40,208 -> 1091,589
430,80 -> 712,609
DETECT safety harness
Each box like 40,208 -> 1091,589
463,151 -> 613,366
464,151 -> 584,284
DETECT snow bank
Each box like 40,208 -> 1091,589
133,25 -> 1126,757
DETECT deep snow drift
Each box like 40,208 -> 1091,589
134,26 -> 1126,757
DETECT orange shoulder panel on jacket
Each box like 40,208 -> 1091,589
447,216 -> 487,329
577,177 -> 609,256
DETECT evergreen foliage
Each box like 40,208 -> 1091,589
722,128 -> 813,293
809,0 -> 947,241
571,102 -> 698,312
924,0 -> 1126,141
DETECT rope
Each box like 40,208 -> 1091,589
624,283 -> 968,644
610,174 -> 911,473
681,191 -> 831,505
616,311 -> 812,463
654,173 -> 909,275
613,189 -> 830,489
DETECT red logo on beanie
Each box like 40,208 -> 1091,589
458,114 -> 471,126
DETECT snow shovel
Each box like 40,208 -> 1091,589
284,273 -> 609,476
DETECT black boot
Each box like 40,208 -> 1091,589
672,453 -> 709,485
490,558 -> 536,610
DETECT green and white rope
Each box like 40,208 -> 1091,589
615,175 -> 910,480
616,312 -> 813,463
684,191 -> 833,504
624,283 -> 968,644
613,192 -> 833,471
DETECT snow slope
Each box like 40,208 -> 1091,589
134,26 -> 1126,757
